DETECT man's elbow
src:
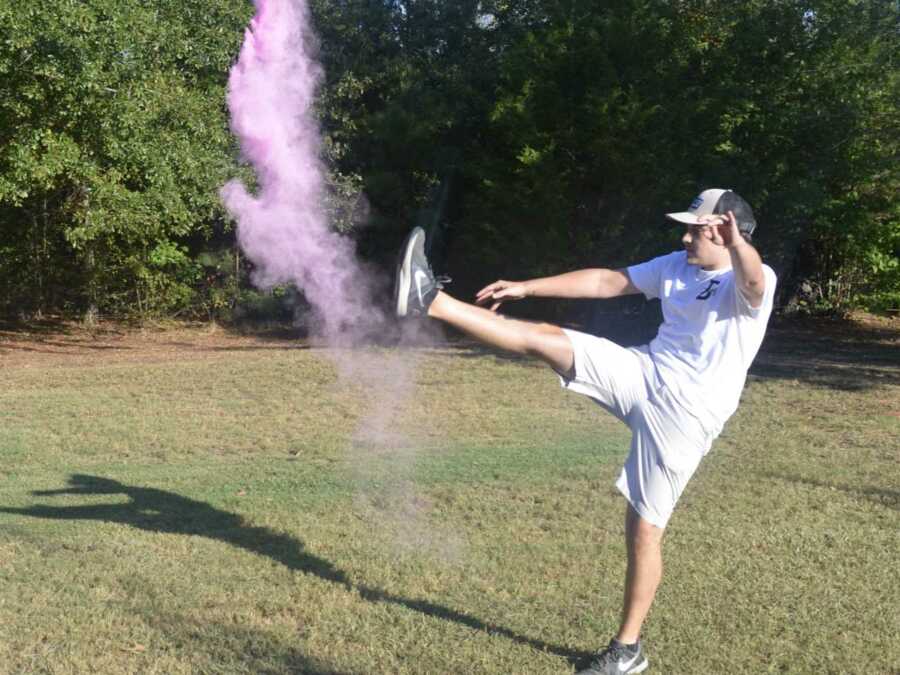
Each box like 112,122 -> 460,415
595,268 -> 637,299
591,269 -> 617,298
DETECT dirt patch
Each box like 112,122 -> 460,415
0,321 -> 310,368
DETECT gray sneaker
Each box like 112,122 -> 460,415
576,639 -> 648,674
394,227 -> 445,317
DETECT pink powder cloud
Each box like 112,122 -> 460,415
221,0 -> 382,340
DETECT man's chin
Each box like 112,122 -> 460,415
685,253 -> 699,265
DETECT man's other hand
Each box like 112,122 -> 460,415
475,280 -> 529,311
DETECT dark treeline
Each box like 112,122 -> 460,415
1,0 -> 897,322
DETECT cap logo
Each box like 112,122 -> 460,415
689,196 -> 704,210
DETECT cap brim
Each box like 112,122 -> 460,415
665,211 -> 701,225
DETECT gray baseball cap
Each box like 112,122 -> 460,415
666,188 -> 757,235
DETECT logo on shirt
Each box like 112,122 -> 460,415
696,279 -> 721,300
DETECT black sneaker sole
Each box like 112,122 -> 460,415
394,227 -> 425,317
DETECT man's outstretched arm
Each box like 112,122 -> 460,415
476,268 -> 640,311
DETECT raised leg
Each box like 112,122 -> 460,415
427,291 -> 574,376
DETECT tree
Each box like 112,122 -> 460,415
0,0 -> 251,317
2,0 -> 895,320
310,0 -> 505,266
477,1 -> 895,311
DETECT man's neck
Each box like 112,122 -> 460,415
699,251 -> 733,271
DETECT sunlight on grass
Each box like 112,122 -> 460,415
0,328 -> 897,674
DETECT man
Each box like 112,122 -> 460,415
394,189 -> 777,674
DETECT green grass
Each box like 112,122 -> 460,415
0,322 -> 898,674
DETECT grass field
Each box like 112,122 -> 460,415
1,316 -> 898,674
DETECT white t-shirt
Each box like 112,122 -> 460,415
627,250 -> 777,434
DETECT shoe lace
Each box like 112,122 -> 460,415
435,274 -> 452,288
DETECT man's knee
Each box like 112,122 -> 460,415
626,507 -> 664,552
522,325 -> 573,369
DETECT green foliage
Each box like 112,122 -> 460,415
313,0 -> 899,312
1,0 -> 896,318
703,0 -> 900,313
311,0 -> 505,259
0,0 -> 251,318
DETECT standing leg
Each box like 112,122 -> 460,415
618,505 -> 664,644
575,505 -> 659,673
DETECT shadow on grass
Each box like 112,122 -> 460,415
748,317 -> 900,392
759,471 -> 900,511
0,474 -> 587,666
140,611 -> 351,675
749,355 -> 900,392
445,342 -> 544,367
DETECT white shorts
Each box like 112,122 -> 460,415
560,329 -> 715,528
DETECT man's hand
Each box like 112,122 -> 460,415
710,210 -> 744,249
475,280 -> 529,311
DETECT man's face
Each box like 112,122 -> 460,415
681,214 -> 726,267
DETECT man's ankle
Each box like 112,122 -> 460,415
425,290 -> 447,318
613,635 -> 640,649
